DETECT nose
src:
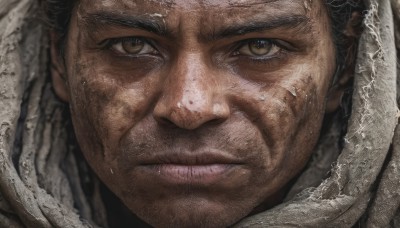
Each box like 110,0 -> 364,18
153,53 -> 230,130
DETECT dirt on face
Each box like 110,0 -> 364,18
0,0 -> 399,227
56,0 -> 337,227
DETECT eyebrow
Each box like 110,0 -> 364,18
202,15 -> 311,42
82,12 -> 171,36
82,11 -> 310,42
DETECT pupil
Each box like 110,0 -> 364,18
123,39 -> 144,53
249,40 -> 271,55
254,40 -> 268,49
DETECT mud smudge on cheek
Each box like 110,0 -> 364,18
288,86 -> 297,97
294,76 -> 321,119
69,50 -> 118,158
67,10 -> 119,157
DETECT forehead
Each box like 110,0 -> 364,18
77,0 -> 323,22
81,0 -> 305,9
75,0 -> 328,41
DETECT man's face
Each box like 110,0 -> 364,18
58,0 -> 336,227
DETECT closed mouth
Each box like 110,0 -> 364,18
136,150 -> 242,185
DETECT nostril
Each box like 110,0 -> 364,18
156,116 -> 178,128
207,118 -> 226,126
153,97 -> 230,130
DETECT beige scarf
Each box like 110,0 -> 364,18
0,0 -> 399,227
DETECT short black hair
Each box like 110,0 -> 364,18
42,0 -> 74,56
326,0 -> 364,74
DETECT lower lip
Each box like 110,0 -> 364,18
141,164 -> 235,185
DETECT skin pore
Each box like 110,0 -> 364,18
51,0 -> 341,227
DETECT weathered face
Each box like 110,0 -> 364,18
57,0 -> 336,227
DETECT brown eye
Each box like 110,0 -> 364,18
122,39 -> 145,54
237,39 -> 281,57
249,40 -> 272,55
111,37 -> 157,55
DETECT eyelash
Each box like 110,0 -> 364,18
232,39 -> 288,58
100,37 -> 159,55
100,37 -> 289,63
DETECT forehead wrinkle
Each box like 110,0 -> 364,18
194,1 -> 311,42
79,0 -> 174,19
112,0 -> 299,11
224,0 -> 305,12
198,0 -> 308,22
227,0 -> 279,7
79,11 -> 171,36
167,0 -> 281,8
76,0 -> 321,43
90,0 -> 175,9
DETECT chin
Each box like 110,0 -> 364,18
129,198 -> 250,228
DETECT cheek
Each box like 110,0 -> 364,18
230,74 -> 328,185
288,80 -> 324,156
273,77 -> 327,173
67,61 -> 159,176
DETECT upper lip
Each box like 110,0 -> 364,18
139,149 -> 241,166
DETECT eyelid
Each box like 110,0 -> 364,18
100,37 -> 138,47
100,37 -> 159,54
234,38 -> 288,52
229,38 -> 297,62
237,38 -> 267,46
